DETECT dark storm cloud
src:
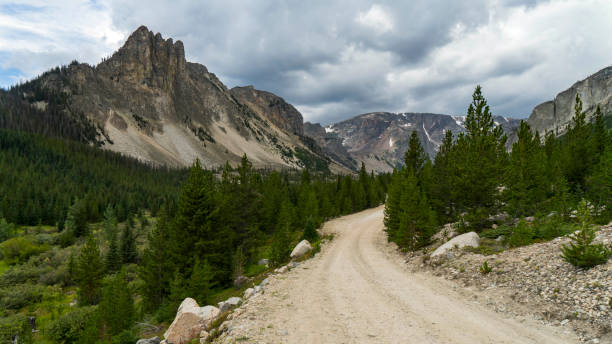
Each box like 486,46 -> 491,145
1,0 -> 611,124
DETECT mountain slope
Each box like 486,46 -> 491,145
528,66 -> 612,135
310,112 -> 520,172
2,26 -> 347,172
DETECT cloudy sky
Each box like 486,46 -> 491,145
1,0 -> 611,124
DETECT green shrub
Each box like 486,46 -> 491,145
0,263 -> 48,287
48,306 -> 97,344
38,265 -> 70,286
508,221 -> 534,247
561,200 -> 612,268
112,329 -> 139,344
0,314 -> 32,344
244,264 -> 266,277
0,218 -> 15,242
480,226 -> 512,239
479,261 -> 492,274
0,236 -> 49,264
0,283 -> 44,309
533,214 -> 576,240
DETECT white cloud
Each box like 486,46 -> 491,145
1,0 -> 611,123
0,0 -> 124,81
355,4 -> 394,34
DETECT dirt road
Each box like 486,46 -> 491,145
222,206 -> 578,343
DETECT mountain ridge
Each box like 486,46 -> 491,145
2,25 -> 350,173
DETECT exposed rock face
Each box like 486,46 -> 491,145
230,86 -> 303,135
304,122 -> 357,170
527,66 -> 612,135
29,26 -> 348,172
326,112 -> 520,172
431,232 -> 480,258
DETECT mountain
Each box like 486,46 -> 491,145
1,26 -> 349,173
309,112 -> 521,172
528,65 -> 612,135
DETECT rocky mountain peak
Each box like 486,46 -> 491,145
96,25 -> 186,89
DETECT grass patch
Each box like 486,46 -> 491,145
464,238 -> 506,256
0,260 -> 8,275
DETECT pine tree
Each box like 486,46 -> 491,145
270,203 -> 292,266
98,270 -> 135,339
395,172 -> 436,249
431,130 -> 455,221
592,105 -> 608,156
504,121 -> 548,216
159,270 -> 188,322
120,224 -> 137,264
0,217 -> 13,242
384,169 -> 402,240
561,199 -> 612,268
65,198 -> 88,237
139,208 -> 173,312
103,205 -> 117,242
451,86 -> 507,226
405,131 -> 426,174
587,147 -> 612,219
105,230 -> 121,272
301,216 -> 319,242
75,235 -> 105,305
189,258 -> 214,305
564,94 -> 596,191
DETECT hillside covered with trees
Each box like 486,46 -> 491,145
0,123 -> 388,342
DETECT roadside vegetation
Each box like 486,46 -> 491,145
385,86 -> 612,268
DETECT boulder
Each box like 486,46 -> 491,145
258,258 -> 269,266
524,216 -> 535,222
259,278 -> 269,287
219,297 -> 242,312
164,298 -> 220,344
243,288 -> 255,300
137,337 -> 161,344
290,240 -> 312,258
431,232 -> 480,258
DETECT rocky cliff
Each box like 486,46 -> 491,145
230,86 -> 304,136
527,66 -> 612,135
23,26 -> 347,172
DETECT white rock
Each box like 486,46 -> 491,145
225,296 -> 242,307
136,337 -> 161,344
199,330 -> 209,344
164,299 -> 220,344
290,240 -> 312,258
258,258 -> 269,266
217,296 -> 240,313
243,288 -> 255,300
259,278 -> 269,287
431,232 -> 480,258
277,265 -> 288,273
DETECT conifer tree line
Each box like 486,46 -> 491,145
139,156 -> 389,318
0,128 -> 188,226
385,86 -> 612,251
